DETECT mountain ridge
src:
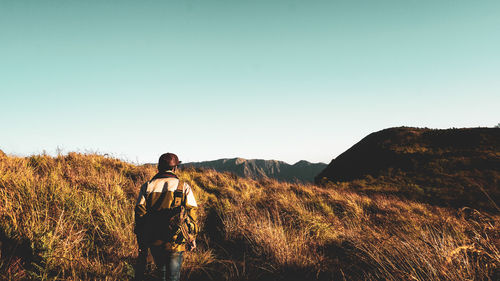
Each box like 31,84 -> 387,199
183,157 -> 327,183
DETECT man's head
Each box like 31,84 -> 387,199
158,152 -> 181,172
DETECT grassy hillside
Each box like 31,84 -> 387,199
0,153 -> 498,280
316,127 -> 500,211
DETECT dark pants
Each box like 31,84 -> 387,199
134,234 -> 149,281
150,248 -> 184,281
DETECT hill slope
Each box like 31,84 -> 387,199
315,127 -> 500,210
183,158 -> 326,183
0,153 -> 498,280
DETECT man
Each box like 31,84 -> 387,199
134,153 -> 198,281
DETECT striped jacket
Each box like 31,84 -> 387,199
134,171 -> 198,252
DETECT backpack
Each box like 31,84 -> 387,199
168,181 -> 196,248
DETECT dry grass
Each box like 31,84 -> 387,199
0,153 -> 498,280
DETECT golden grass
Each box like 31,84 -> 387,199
0,153 -> 498,280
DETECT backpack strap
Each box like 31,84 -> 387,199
176,180 -> 187,205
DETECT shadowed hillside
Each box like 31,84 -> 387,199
183,158 -> 327,183
316,127 -> 500,211
0,153 -> 498,280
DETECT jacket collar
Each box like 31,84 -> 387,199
151,170 -> 178,181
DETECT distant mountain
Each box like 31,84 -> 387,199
316,127 -> 500,210
183,158 -> 327,183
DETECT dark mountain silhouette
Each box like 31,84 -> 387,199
316,127 -> 500,211
183,158 -> 327,183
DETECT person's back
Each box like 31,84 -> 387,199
134,153 -> 198,281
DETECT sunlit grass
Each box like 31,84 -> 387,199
0,153 -> 498,280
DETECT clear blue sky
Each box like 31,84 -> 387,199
1,0 -> 499,164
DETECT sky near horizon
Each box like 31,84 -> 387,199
1,0 -> 499,164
